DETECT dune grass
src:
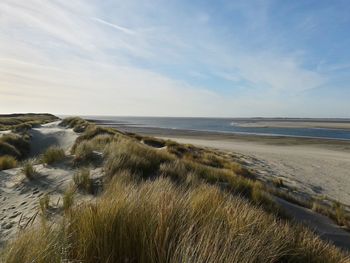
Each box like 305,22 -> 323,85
41,146 -> 65,165
2,172 -> 348,263
21,160 -> 37,180
2,117 -> 349,262
0,155 -> 17,171
0,113 -> 58,131
73,167 -> 93,194
59,117 -> 90,132
0,133 -> 31,159
39,194 -> 50,215
63,186 -> 75,212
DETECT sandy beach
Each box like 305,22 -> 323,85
113,126 -> 350,206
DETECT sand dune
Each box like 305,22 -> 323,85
0,122 -> 93,248
29,121 -> 78,157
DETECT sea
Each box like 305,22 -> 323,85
81,116 -> 350,141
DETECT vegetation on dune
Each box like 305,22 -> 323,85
39,194 -> 50,215
0,155 -> 17,171
21,160 -> 37,179
0,113 -> 58,131
0,133 -> 31,159
73,167 -> 93,194
41,146 -> 65,165
2,172 -> 348,263
59,117 -> 90,132
63,185 -> 75,212
0,114 -> 58,162
2,117 -> 349,262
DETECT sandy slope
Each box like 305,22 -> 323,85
29,121 -> 78,157
161,137 -> 350,206
0,122 -> 98,248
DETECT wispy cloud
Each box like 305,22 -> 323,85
92,17 -> 136,35
0,0 -> 349,117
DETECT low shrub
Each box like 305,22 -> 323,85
41,146 -> 65,165
0,155 -> 17,170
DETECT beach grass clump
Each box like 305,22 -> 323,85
0,113 -> 58,131
39,194 -> 50,215
333,201 -> 348,226
103,140 -> 174,178
73,168 -> 93,194
164,140 -> 253,178
0,155 -> 17,171
21,160 -> 37,179
0,141 -> 20,158
272,177 -> 284,188
2,173 -> 347,263
63,186 -> 75,212
71,124 -> 119,154
73,141 -> 95,164
59,117 -> 90,133
41,146 -> 65,165
0,133 -> 31,159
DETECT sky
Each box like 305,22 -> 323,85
0,0 -> 350,117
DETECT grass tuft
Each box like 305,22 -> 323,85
2,174 -> 347,263
73,168 -> 93,194
21,160 -> 37,179
63,186 -> 75,212
41,146 -> 65,165
39,194 -> 50,215
0,155 -> 17,171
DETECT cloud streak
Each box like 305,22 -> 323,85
0,0 -> 348,117
92,17 -> 136,35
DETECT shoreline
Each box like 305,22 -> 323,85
106,125 -> 350,206
102,125 -> 350,149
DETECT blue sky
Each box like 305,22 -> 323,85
0,0 -> 349,117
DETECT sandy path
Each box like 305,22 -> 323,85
160,137 -> 350,206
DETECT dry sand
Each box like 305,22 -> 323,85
159,136 -> 350,206
0,122 -> 102,248
29,121 -> 78,156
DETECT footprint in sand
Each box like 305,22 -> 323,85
9,212 -> 20,219
1,221 -> 14,229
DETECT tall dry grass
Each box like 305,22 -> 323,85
0,155 -> 17,171
41,146 -> 65,165
2,172 -> 348,263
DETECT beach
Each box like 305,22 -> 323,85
112,125 -> 350,206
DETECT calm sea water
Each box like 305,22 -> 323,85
83,116 -> 350,141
